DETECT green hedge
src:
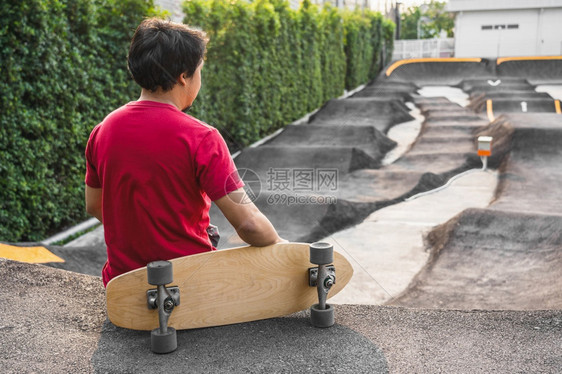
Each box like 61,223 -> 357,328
183,0 -> 393,148
382,17 -> 395,68
1,0 -> 393,242
0,0 -> 162,241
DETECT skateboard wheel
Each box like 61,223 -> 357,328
147,261 -> 173,285
309,242 -> 333,265
151,327 -> 177,354
310,303 -> 335,328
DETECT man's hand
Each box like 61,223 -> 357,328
214,187 -> 282,247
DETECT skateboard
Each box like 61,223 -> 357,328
106,242 -> 353,353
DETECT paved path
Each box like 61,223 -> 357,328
327,169 -> 497,305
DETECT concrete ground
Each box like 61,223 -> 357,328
2,58 -> 562,373
2,258 -> 561,373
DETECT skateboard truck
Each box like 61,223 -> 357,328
146,260 -> 180,354
308,242 -> 336,328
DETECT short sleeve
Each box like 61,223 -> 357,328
85,125 -> 102,188
194,128 -> 244,201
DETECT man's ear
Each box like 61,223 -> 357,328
177,73 -> 190,86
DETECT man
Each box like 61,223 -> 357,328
85,18 -> 282,286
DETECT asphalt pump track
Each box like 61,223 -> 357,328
2,57 -> 562,373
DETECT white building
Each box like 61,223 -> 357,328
447,0 -> 562,58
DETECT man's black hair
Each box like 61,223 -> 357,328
128,18 -> 208,92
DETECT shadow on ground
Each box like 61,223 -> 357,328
92,316 -> 388,374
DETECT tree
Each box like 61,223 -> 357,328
400,6 -> 421,39
400,0 -> 454,40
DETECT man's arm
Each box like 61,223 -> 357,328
85,185 -> 103,223
214,187 -> 283,247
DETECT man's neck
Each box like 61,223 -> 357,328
138,88 -> 182,110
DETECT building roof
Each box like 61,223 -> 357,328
447,0 -> 562,12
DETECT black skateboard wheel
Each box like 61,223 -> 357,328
151,327 -> 177,354
310,303 -> 335,328
147,261 -> 173,285
309,242 -> 334,265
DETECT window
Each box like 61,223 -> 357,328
482,24 -> 518,31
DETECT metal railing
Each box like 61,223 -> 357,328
392,38 -> 455,60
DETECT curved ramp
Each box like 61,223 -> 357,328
390,112 -> 562,310
351,81 -> 418,100
471,91 -> 552,100
460,78 -> 534,95
385,57 -> 562,86
484,98 -> 560,117
385,97 -> 487,174
384,58 -> 494,86
489,113 -> 562,213
308,98 -> 413,132
497,56 -> 562,84
235,146 -> 381,176
468,92 -> 553,113
264,124 -> 396,161
390,209 -> 562,310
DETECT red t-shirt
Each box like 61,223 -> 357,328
85,101 -> 243,286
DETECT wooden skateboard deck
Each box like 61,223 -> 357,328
106,242 -> 353,331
